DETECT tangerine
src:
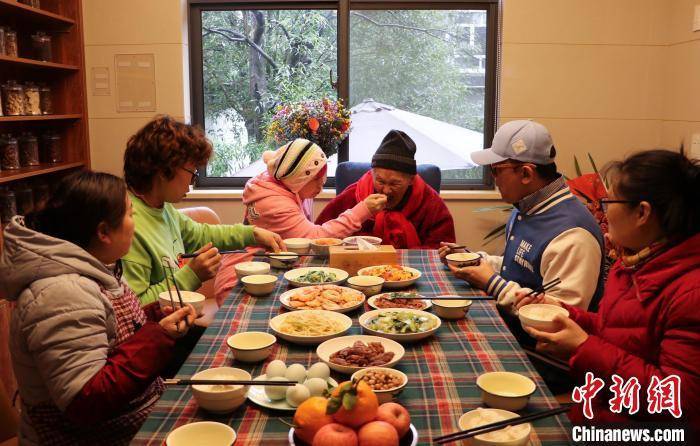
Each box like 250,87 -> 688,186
293,396 -> 334,444
329,380 -> 378,428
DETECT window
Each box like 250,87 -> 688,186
189,1 -> 498,189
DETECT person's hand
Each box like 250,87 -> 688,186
524,314 -> 588,360
159,304 -> 197,339
438,242 -> 465,265
187,242 -> 221,282
364,194 -> 388,215
514,290 -> 563,311
253,226 -> 286,252
448,260 -> 495,290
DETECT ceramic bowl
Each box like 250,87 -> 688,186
346,275 -> 385,296
158,290 -> 206,316
458,408 -> 531,446
241,274 -> 278,296
476,371 -> 536,411
166,421 -> 236,446
518,304 -> 570,333
190,367 -> 251,414
445,252 -> 482,268
234,261 -> 271,278
431,297 -> 473,320
351,367 -> 408,403
268,252 -> 299,269
226,331 -> 276,363
310,238 -> 343,256
284,238 -> 311,255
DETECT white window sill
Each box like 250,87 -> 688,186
184,188 -> 502,201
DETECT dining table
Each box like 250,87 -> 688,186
133,249 -> 573,445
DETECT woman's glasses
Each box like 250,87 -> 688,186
180,166 -> 199,185
598,198 -> 638,212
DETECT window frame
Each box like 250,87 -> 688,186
188,0 -> 498,189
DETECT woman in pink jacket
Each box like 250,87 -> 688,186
516,149 -> 700,430
215,139 -> 386,301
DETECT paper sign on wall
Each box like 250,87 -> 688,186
91,67 -> 111,96
115,54 -> 156,112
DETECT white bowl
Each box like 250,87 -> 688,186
166,421 -> 236,446
158,290 -> 206,316
458,408 -> 531,446
279,286 -> 365,313
268,252 -> 300,269
476,372 -> 536,411
241,274 -> 278,296
351,367 -> 408,403
342,236 -> 382,246
518,304 -> 570,333
346,275 -> 385,296
316,335 -> 405,374
359,308 -> 441,342
226,331 -> 276,363
288,424 -> 419,446
309,238 -> 343,256
431,297 -> 473,320
357,265 -> 422,289
283,238 -> 311,255
367,292 -> 432,311
190,367 -> 251,414
269,310 -> 352,345
445,252 -> 482,268
235,261 -> 271,278
284,267 -> 349,288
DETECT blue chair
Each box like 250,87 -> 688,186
334,162 -> 441,195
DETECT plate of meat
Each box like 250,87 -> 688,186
368,292 -> 432,311
315,335 -> 405,374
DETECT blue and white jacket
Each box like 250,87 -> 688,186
481,177 -> 604,311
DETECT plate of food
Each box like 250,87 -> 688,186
269,309 -> 352,345
284,267 -> 349,288
279,285 -> 365,313
368,292 -> 432,311
316,335 -> 405,374
247,360 -> 338,412
357,265 -> 421,289
359,309 -> 441,342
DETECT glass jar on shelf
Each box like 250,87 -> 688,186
41,132 -> 62,164
33,182 -> 50,211
5,29 -> 17,58
1,81 -> 25,116
0,27 -> 6,57
39,84 -> 53,114
31,32 -> 52,62
0,188 -> 18,226
19,132 -> 40,166
15,184 -> 34,216
24,83 -> 41,116
1,135 -> 21,170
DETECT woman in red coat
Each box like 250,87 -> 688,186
517,149 -> 700,430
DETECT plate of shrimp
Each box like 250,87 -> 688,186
279,285 -> 366,313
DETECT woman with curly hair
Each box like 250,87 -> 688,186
122,115 -> 284,307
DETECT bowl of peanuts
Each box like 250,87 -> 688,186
351,367 -> 408,404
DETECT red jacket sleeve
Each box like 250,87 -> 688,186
562,302 -> 600,334
316,185 -> 359,225
64,322 -> 175,424
417,192 -> 455,248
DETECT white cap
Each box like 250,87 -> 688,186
471,120 -> 556,166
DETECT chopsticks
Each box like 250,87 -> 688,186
432,405 -> 573,444
179,250 -> 324,259
522,277 -> 562,298
385,295 -> 495,301
448,245 -> 473,253
164,378 -> 297,386
160,256 -> 190,332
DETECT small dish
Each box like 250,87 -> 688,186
431,297 -> 473,320
268,252 -> 299,269
234,261 -> 271,278
458,408 -> 531,446
351,367 -> 408,403
241,274 -> 278,296
310,238 -> 343,256
166,421 -> 236,446
476,371 -> 536,411
316,334 -> 405,374
158,290 -> 206,316
518,304 -> 570,332
284,238 -> 311,255
445,252 -> 482,268
347,275 -> 385,296
226,331 -> 276,363
190,367 -> 251,414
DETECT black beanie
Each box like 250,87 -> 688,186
371,130 -> 417,175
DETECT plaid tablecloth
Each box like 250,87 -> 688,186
133,250 -> 572,445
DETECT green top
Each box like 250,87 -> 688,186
123,193 -> 257,306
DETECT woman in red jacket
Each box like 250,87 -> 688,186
517,149 -> 700,430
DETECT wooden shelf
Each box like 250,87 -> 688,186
0,114 -> 82,122
0,54 -> 79,71
0,0 -> 75,29
0,162 -> 85,184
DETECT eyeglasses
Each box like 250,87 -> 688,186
598,198 -> 638,212
180,166 -> 199,185
489,163 -> 533,177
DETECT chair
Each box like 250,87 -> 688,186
334,162 -> 442,195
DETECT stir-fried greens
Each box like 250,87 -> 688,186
296,270 -> 338,284
367,311 -> 437,334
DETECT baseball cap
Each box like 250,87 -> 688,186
471,120 -> 556,166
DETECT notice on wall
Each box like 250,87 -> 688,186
114,54 -> 156,112
91,67 -> 111,96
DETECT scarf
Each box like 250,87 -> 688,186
354,171 -> 425,248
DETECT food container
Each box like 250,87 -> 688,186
39,84 -> 53,114
431,297 -> 473,320
5,30 -> 17,58
283,237 -> 311,254
310,237 -> 343,257
157,290 -> 206,316
40,132 -> 62,163
0,27 -> 6,57
0,188 -> 18,225
476,371 -> 536,411
2,81 -> 24,116
24,83 -> 41,116
351,367 -> 408,403
1,135 -> 20,170
234,261 -> 270,278
240,274 -> 277,296
31,32 -> 52,61
445,252 -> 482,268
226,331 -> 276,363
346,275 -> 385,296
518,304 -> 570,333
166,422 -> 236,446
15,185 -> 34,215
458,408 -> 531,446
19,133 -> 40,166
190,367 -> 251,413
268,251 -> 299,269
19,0 -> 40,7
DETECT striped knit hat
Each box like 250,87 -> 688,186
371,130 -> 417,175
262,139 -> 327,193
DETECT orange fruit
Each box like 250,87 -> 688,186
293,396 -> 334,444
329,380 -> 379,428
